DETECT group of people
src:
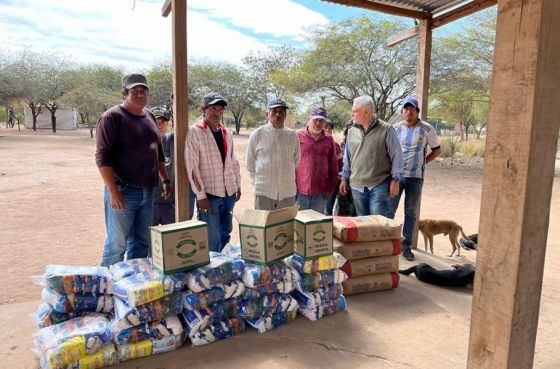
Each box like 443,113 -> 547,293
95,73 -> 441,268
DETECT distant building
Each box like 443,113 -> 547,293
24,106 -> 78,130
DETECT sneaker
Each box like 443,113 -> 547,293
402,249 -> 415,261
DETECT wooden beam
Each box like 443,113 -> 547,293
170,0 -> 190,222
467,0 -> 560,368
321,0 -> 429,20
161,0 -> 171,17
387,26 -> 419,47
410,17 -> 432,250
431,0 -> 497,30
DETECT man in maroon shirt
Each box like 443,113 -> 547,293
95,73 -> 171,266
295,106 -> 339,214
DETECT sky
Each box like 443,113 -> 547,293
0,0 -> 464,70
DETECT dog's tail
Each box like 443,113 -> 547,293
399,266 -> 416,275
459,227 -> 469,240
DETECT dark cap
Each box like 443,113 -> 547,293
267,98 -> 289,110
309,106 -> 328,121
122,73 -> 148,90
402,96 -> 419,110
202,92 -> 227,108
151,107 -> 170,121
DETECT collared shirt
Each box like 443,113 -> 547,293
340,119 -> 404,191
295,128 -> 339,196
393,119 -> 440,178
185,118 -> 241,200
246,122 -> 301,201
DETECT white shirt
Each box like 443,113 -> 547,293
393,119 -> 440,178
246,122 -> 301,201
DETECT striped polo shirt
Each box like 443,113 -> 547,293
393,119 -> 440,179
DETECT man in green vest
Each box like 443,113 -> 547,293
339,95 -> 403,217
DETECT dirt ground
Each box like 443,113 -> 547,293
0,127 -> 559,369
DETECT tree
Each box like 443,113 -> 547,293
10,51 -> 45,131
285,16 -> 417,121
146,60 -> 173,113
41,56 -> 73,133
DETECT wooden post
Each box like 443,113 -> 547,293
170,0 -> 190,221
467,0 -> 560,368
411,17 -> 432,249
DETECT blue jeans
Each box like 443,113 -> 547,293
351,178 -> 390,217
101,185 -> 153,266
188,186 -> 196,219
297,192 -> 327,214
387,178 -> 423,251
197,194 -> 236,253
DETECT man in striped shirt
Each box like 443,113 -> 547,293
387,96 -> 441,261
185,92 -> 241,252
246,98 -> 301,210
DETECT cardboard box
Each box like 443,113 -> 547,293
294,209 -> 333,259
150,220 -> 210,273
238,206 -> 299,264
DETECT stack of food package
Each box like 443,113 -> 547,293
32,265 -> 114,330
333,215 -> 402,295
31,265 -> 116,369
111,261 -> 187,362
222,244 -> 300,333
181,250 -> 246,345
287,253 -> 348,321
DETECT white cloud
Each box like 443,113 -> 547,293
0,0 -> 329,68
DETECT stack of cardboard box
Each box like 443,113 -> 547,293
333,215 -> 402,295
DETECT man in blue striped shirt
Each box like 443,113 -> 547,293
387,96 -> 441,261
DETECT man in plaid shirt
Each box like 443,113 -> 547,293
185,92 -> 241,252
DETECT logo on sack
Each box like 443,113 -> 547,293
313,229 -> 326,242
176,239 -> 197,258
273,232 -> 288,250
246,234 -> 258,248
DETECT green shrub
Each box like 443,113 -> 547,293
459,140 -> 485,157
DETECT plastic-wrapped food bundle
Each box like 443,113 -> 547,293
111,314 -> 183,345
186,252 -> 245,293
109,258 -> 152,281
116,333 -> 185,362
242,261 -> 299,288
245,305 -> 298,333
242,280 -> 298,300
113,293 -> 183,329
291,283 -> 344,309
187,316 -> 245,346
240,293 -> 298,319
297,269 -> 348,292
32,303 -> 82,329
112,269 -> 188,306
36,265 -> 113,295
183,280 -> 245,310
33,314 -> 112,369
298,295 -> 346,321
287,253 -> 346,274
41,288 -> 113,314
182,296 -> 242,334
65,343 -> 117,369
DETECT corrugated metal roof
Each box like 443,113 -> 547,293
322,0 -> 479,17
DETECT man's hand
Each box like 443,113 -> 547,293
390,179 -> 400,197
109,188 -> 124,210
162,182 -> 172,200
236,190 -> 242,202
198,198 -> 212,215
339,180 -> 348,196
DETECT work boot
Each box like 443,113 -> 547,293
402,248 -> 415,261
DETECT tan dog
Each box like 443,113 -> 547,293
418,219 -> 469,257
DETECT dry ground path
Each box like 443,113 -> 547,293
0,127 -> 558,369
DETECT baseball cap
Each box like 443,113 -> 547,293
151,107 -> 170,121
402,96 -> 419,110
202,92 -> 227,108
122,73 -> 149,90
309,106 -> 328,121
267,98 -> 289,110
